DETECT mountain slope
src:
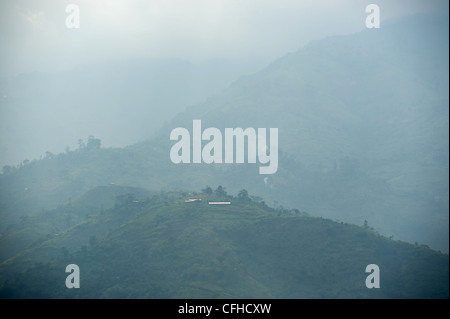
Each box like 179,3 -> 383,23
0,14 -> 448,253
0,184 -> 153,263
0,188 -> 448,299
0,59 -> 263,168
165,14 -> 448,193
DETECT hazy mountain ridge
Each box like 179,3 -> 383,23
167,15 -> 448,181
156,14 -> 449,249
0,186 -> 448,298
0,14 -> 448,256
0,58 -> 264,168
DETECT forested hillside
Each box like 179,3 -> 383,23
1,186 -> 447,298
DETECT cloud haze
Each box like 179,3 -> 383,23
0,0 -> 447,75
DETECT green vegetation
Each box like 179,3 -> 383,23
0,186 -> 448,298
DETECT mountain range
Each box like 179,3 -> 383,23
0,14 -> 448,298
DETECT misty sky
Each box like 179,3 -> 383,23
0,0 -> 447,76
